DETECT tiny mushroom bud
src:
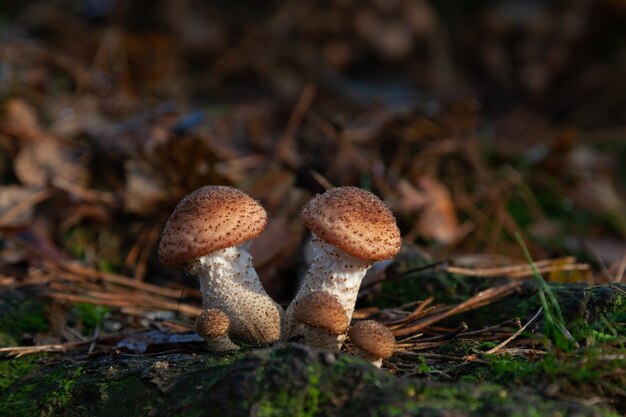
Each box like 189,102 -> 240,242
292,291 -> 349,350
348,320 -> 396,368
283,187 -> 401,344
195,308 -> 239,352
159,185 -> 283,345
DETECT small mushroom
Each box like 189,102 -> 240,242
292,291 -> 349,350
195,308 -> 239,351
283,187 -> 401,343
159,186 -> 283,345
348,320 -> 396,368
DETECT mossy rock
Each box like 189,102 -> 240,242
0,285 -> 623,416
0,344 -> 617,417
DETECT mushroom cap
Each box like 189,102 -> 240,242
348,320 -> 396,358
292,292 -> 349,335
159,186 -> 267,266
301,187 -> 401,261
195,308 -> 230,339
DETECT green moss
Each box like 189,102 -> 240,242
373,271 -> 491,308
437,339 -> 482,357
0,354 -> 45,390
41,366 -> 83,415
253,352 -> 324,417
71,303 -> 110,336
0,359 -> 84,417
0,341 -> 620,416
0,295 -> 49,347
91,374 -> 158,417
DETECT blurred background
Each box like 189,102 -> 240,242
1,0 -> 625,307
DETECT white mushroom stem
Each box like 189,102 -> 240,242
187,242 -> 283,344
298,325 -> 342,350
283,235 -> 372,340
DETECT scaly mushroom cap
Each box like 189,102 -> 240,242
292,292 -> 349,335
349,320 -> 396,359
195,308 -> 230,339
301,187 -> 401,261
159,186 -> 267,266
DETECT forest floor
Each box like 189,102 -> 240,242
0,1 -> 625,416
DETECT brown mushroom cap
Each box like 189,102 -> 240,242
159,186 -> 267,266
195,308 -> 230,339
292,292 -> 349,335
301,187 -> 401,261
348,320 -> 395,358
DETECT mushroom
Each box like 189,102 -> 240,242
159,185 -> 283,344
348,320 -> 396,368
283,187 -> 401,343
292,291 -> 349,350
195,308 -> 239,351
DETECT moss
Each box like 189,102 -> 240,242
0,340 -> 620,416
437,339 -> 482,357
71,303 -> 110,336
0,280 -> 621,417
0,294 -> 49,347
0,359 -> 84,417
82,375 -> 159,417
0,354 -> 45,390
251,349 -> 325,417
372,270 -> 494,308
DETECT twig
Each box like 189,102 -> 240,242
47,292 -> 202,317
446,259 -> 590,278
1,232 -> 200,299
486,308 -> 542,354
276,83 -> 317,167
360,260 -> 447,291
0,332 -> 125,358
0,189 -> 52,225
392,281 -> 522,337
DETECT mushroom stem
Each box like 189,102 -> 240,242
283,235 -> 372,340
291,291 -> 349,350
189,242 -> 284,344
300,326 -> 343,350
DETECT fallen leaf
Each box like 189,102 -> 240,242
0,185 -> 47,227
124,158 -> 170,215
14,140 -> 90,187
417,175 -> 459,244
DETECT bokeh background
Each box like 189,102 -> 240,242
1,0 -> 625,304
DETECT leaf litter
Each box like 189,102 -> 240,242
0,1 -> 625,413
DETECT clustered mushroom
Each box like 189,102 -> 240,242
159,186 -> 283,346
195,308 -> 239,351
159,185 -> 400,365
291,291 -> 349,350
348,320 -> 396,368
282,186 -> 401,347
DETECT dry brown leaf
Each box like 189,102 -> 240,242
2,99 -> 41,139
417,175 -> 459,244
0,185 -> 47,227
244,169 -> 296,210
124,158 -> 170,215
396,178 -> 427,212
14,141 -> 90,187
